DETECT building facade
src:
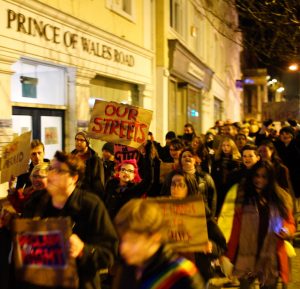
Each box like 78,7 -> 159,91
0,0 -> 155,195
155,0 -> 242,138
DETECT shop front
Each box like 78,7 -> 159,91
0,0 -> 154,195
168,39 -> 213,135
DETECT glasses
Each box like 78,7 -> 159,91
75,138 -> 86,142
120,168 -> 135,174
48,166 -> 70,175
171,182 -> 186,189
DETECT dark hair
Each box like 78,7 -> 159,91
179,147 -> 200,168
279,126 -> 294,138
169,138 -> 184,151
243,160 -> 292,218
241,144 -> 259,156
164,169 -> 200,197
165,131 -> 176,140
31,139 -> 45,151
54,151 -> 85,181
258,140 -> 281,162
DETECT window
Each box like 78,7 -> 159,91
11,59 -> 67,106
214,97 -> 223,122
170,0 -> 183,34
106,0 -> 136,22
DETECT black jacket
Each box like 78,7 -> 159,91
19,188 -> 118,289
112,246 -> 205,289
71,147 -> 105,200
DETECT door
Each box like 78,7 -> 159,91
12,107 -> 65,160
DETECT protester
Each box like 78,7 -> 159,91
101,142 -> 116,186
191,136 -> 210,173
104,142 -> 152,219
225,160 -> 295,289
112,198 -> 205,289
71,130 -> 105,199
18,151 -> 118,289
211,137 -> 241,216
8,162 -> 49,213
15,139 -> 49,190
180,123 -> 197,146
157,131 -> 177,162
164,170 -> 226,283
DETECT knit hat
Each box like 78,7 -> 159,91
102,142 -> 114,155
75,131 -> 90,144
279,126 -> 295,138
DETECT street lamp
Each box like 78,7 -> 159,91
288,63 -> 299,71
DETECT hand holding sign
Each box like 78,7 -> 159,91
88,100 -> 153,148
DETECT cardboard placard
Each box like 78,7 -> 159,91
11,217 -> 79,288
149,197 -> 208,252
88,100 -> 153,148
114,144 -> 139,164
0,131 -> 31,184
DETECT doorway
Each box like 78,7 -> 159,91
12,106 -> 65,160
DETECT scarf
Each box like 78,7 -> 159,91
234,204 -> 279,286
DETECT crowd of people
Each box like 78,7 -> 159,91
0,117 -> 299,289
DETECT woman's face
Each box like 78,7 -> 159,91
258,145 -> 272,161
180,151 -> 196,170
119,164 -> 135,184
221,141 -> 232,155
170,175 -> 188,199
253,167 -> 269,193
169,145 -> 182,160
191,138 -> 200,150
30,170 -> 48,190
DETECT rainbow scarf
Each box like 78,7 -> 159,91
140,257 -> 198,289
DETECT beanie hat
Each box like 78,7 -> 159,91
102,142 -> 114,155
280,126 -> 295,138
75,131 -> 90,144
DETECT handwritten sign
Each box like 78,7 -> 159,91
88,100 -> 153,148
11,217 -> 78,288
114,144 -> 139,164
0,131 -> 31,184
149,197 -> 208,252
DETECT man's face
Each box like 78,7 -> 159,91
30,145 -> 44,166
75,135 -> 88,153
169,145 -> 182,160
280,132 -> 293,146
242,149 -> 260,169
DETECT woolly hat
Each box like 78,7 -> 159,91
280,126 -> 295,137
102,142 -> 114,155
75,131 -> 90,144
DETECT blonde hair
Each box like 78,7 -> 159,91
114,199 -> 165,236
30,162 -> 49,178
215,137 -> 241,161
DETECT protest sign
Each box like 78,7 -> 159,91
11,217 -> 78,288
149,197 -> 208,252
0,131 -> 31,184
88,100 -> 153,148
114,144 -> 139,164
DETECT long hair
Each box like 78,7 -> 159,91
178,147 -> 201,169
163,169 -> 200,197
243,160 -> 293,218
215,137 -> 241,161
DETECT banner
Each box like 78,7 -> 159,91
88,100 -> 153,148
149,197 -> 208,252
11,217 -> 78,288
0,131 -> 31,184
114,144 -> 139,164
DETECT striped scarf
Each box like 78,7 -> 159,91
140,257 -> 198,289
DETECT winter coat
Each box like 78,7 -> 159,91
17,188 -> 118,289
71,147 -> 105,200
112,245 -> 205,289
